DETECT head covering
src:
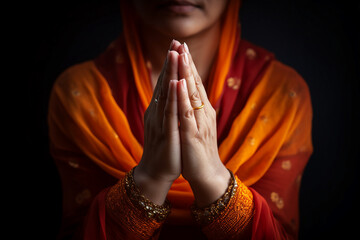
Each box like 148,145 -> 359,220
120,0 -> 241,110
117,1 -> 242,222
49,0 -> 313,226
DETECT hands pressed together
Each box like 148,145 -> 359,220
134,40 -> 230,207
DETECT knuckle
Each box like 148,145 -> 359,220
185,70 -> 192,79
197,125 -> 204,136
198,125 -> 214,140
189,91 -> 201,103
184,108 -> 194,119
200,126 -> 209,136
194,129 -> 202,140
195,75 -> 202,86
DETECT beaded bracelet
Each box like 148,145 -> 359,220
124,168 -> 171,222
190,169 -> 238,225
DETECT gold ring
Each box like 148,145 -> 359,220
193,102 -> 205,110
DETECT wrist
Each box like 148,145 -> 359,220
189,165 -> 231,207
134,166 -> 173,205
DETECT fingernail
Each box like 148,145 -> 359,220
181,78 -> 187,90
169,80 -> 175,91
170,79 -> 177,86
184,42 -> 189,53
182,53 -> 189,65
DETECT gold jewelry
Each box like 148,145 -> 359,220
193,102 -> 205,110
191,169 -> 237,225
124,168 -> 171,222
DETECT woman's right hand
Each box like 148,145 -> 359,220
134,41 -> 182,205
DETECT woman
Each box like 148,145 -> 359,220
48,0 -> 313,239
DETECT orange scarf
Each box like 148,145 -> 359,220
48,0 -> 312,224
121,0 -> 241,110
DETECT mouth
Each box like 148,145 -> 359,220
158,0 -> 202,14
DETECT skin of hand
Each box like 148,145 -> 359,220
134,40 -> 229,207
134,41 -> 182,205
176,43 -> 231,207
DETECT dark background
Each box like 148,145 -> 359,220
27,0 -> 359,239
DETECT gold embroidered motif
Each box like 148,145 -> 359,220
227,77 -> 241,90
270,192 -> 284,209
246,48 -> 257,60
281,160 -> 292,170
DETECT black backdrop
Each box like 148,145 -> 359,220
27,0 -> 359,239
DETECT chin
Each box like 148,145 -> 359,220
153,18 -> 205,39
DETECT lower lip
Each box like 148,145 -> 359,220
162,4 -> 198,14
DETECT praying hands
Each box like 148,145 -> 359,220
134,40 -> 230,207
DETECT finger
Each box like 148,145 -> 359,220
169,39 -> 182,52
178,52 -> 207,129
163,80 -> 179,134
177,79 -> 198,133
178,52 -> 202,110
161,50 -> 179,101
149,50 -> 169,112
152,39 -> 180,102
157,50 -> 179,119
177,42 -> 186,54
184,43 -> 211,108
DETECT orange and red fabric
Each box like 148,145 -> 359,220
48,0 -> 313,239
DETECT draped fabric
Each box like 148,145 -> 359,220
48,0 -> 313,238
118,0 -> 241,111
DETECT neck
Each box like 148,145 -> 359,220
139,23 -> 221,89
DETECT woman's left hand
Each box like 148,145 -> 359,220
176,44 -> 231,207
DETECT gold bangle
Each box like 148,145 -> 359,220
124,168 -> 171,222
190,169 -> 237,225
